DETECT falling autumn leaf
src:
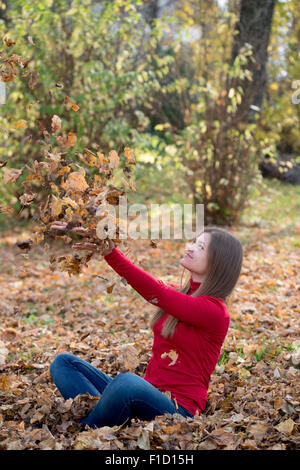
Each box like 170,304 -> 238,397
67,132 -> 77,147
27,36 -> 35,45
65,171 -> 89,192
108,150 -> 120,169
13,120 -> 27,129
51,115 -> 61,133
79,150 -> 98,167
64,96 -> 80,112
3,36 -> 16,47
161,350 -> 178,366
19,193 -> 37,206
124,147 -> 136,165
50,195 -> 63,217
0,205 -> 13,214
3,168 -> 23,184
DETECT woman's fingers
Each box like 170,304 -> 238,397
50,223 -> 90,236
72,242 -> 98,251
50,224 -> 67,231
51,221 -> 67,226
70,227 -> 90,236
108,240 -> 115,250
50,221 -> 68,230
102,239 -> 115,256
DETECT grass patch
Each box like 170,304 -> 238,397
241,178 -> 300,235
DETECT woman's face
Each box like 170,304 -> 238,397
179,232 -> 211,281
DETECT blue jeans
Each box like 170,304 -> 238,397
49,353 -> 194,429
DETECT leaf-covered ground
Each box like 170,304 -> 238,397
0,217 -> 299,450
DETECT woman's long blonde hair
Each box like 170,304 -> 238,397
150,226 -> 243,339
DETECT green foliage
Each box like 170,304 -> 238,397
152,7 -> 263,225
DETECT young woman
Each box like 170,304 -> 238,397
49,225 -> 243,429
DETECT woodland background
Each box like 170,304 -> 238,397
0,0 -> 299,450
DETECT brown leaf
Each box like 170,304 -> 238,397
247,423 -> 268,441
51,115 -> 61,133
0,375 -> 10,390
117,344 -> 140,370
3,36 -> 16,47
65,171 -> 89,192
16,239 -> 33,250
50,195 -> 63,217
13,120 -> 27,129
66,132 -> 77,147
124,147 -> 136,165
28,70 -> 39,89
3,168 -> 23,184
108,150 -> 120,169
79,150 -> 98,167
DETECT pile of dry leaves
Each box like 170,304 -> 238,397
0,221 -> 299,450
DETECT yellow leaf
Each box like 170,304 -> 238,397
21,174 -> 43,184
51,195 -> 63,217
62,196 -> 79,209
238,368 -> 251,379
51,115 -> 61,132
3,168 -> 23,184
66,101 -> 80,112
57,166 -> 71,176
97,152 -> 108,166
129,177 -> 136,192
67,132 -> 77,147
0,375 -> 10,391
269,83 -> 279,92
79,150 -> 98,167
124,147 -> 136,165
163,424 -> 181,435
13,120 -> 27,129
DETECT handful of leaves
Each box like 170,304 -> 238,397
7,124 -> 137,276
1,34 -> 137,276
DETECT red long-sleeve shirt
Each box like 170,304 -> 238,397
104,247 -> 230,416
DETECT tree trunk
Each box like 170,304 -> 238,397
231,0 -> 276,120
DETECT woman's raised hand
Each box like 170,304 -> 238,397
50,221 -> 68,231
102,239 -> 115,256
50,221 -> 89,236
72,239 -> 115,254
